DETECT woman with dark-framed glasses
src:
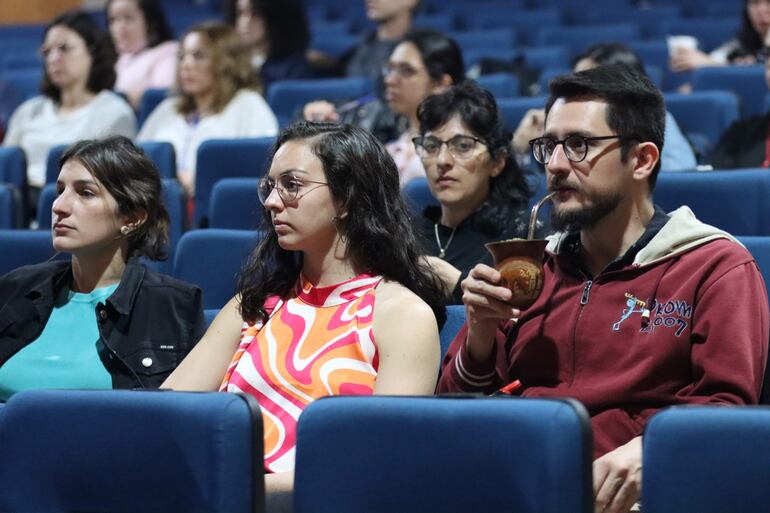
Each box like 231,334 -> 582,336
413,81 -> 538,303
163,121 -> 445,507
303,28 -> 465,188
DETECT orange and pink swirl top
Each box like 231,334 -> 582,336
221,273 -> 382,472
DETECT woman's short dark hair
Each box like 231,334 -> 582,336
105,0 -> 174,48
402,28 -> 465,85
238,121 -> 446,324
417,81 -> 531,236
59,136 -> 169,261
223,0 -> 310,58
41,10 -> 117,102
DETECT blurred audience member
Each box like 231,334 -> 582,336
138,22 -> 277,195
224,0 -> 317,93
3,11 -> 136,195
342,0 -> 419,81
709,53 -> 770,168
305,29 -> 464,187
0,136 -> 204,400
670,0 -> 770,71
107,0 -> 178,109
414,82 -> 535,304
513,43 -> 697,172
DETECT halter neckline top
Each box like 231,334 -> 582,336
221,273 -> 383,473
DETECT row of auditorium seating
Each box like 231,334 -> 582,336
1,389 -> 769,513
2,225 -> 769,313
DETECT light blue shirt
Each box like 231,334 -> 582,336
662,110 -> 698,172
0,283 -> 119,401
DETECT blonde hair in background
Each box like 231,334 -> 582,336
175,21 -> 259,116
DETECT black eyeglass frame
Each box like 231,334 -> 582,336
412,135 -> 488,160
528,135 -> 626,164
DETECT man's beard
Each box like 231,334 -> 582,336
551,189 -> 623,232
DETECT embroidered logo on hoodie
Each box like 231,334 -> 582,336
612,293 -> 649,331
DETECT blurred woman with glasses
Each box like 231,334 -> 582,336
304,28 -> 465,187
3,10 -> 136,210
163,121 -> 445,507
414,81 -> 537,303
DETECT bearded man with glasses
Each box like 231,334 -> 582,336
438,64 -> 769,513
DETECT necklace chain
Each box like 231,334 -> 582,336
434,223 -> 457,259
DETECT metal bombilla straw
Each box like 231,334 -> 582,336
527,192 -> 556,240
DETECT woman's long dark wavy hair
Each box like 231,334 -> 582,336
238,121 -> 446,324
417,80 -> 532,236
735,0 -> 766,60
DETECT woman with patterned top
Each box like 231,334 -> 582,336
163,121 -> 445,506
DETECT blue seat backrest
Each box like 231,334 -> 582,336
0,389 -> 264,513
172,229 -> 264,309
0,184 -> 16,229
209,178 -> 262,230
0,146 -> 28,215
267,77 -> 374,127
643,406 -> 770,513
137,88 -> 169,128
497,96 -> 548,132
402,177 -> 438,216
0,229 -> 67,276
691,65 -> 767,117
664,90 -> 739,149
295,395 -> 593,513
536,23 -> 640,58
194,137 -> 275,227
440,305 -> 466,360
475,73 -> 519,98
655,169 -> 770,236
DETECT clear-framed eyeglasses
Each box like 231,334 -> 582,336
529,135 -> 625,164
257,174 -> 329,205
412,135 -> 487,161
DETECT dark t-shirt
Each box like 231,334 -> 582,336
708,114 -> 768,169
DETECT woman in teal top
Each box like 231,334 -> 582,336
0,136 -> 205,399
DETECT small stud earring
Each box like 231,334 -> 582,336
120,226 -> 130,235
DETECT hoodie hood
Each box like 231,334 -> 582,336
545,206 -> 741,268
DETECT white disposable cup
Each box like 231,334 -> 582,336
667,35 -> 698,55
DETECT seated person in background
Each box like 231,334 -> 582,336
162,122 -> 444,507
107,0 -> 178,110
137,22 -> 278,195
670,0 -> 769,72
0,136 -> 205,400
224,0 -> 318,93
439,65 -> 768,513
513,43 -> 697,172
3,11 -> 136,198
414,81 -> 536,304
341,0 -> 419,81
709,54 -> 770,168
305,29 -> 464,187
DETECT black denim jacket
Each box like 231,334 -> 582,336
0,258 -> 205,390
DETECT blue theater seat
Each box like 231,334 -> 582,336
402,177 -> 438,216
295,395 -> 593,513
475,73 -> 519,98
536,24 -> 640,58
0,146 -> 27,221
654,169 -> 770,236
0,389 -> 264,513
0,184 -> 16,229
194,137 -> 274,227
267,77 -> 374,127
137,87 -> 170,128
172,229 -> 263,309
209,177 -> 262,230
440,305 -> 466,360
663,90 -> 740,153
643,406 -> 770,513
0,230 -> 67,277
497,96 -> 548,131
691,65 -> 768,118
